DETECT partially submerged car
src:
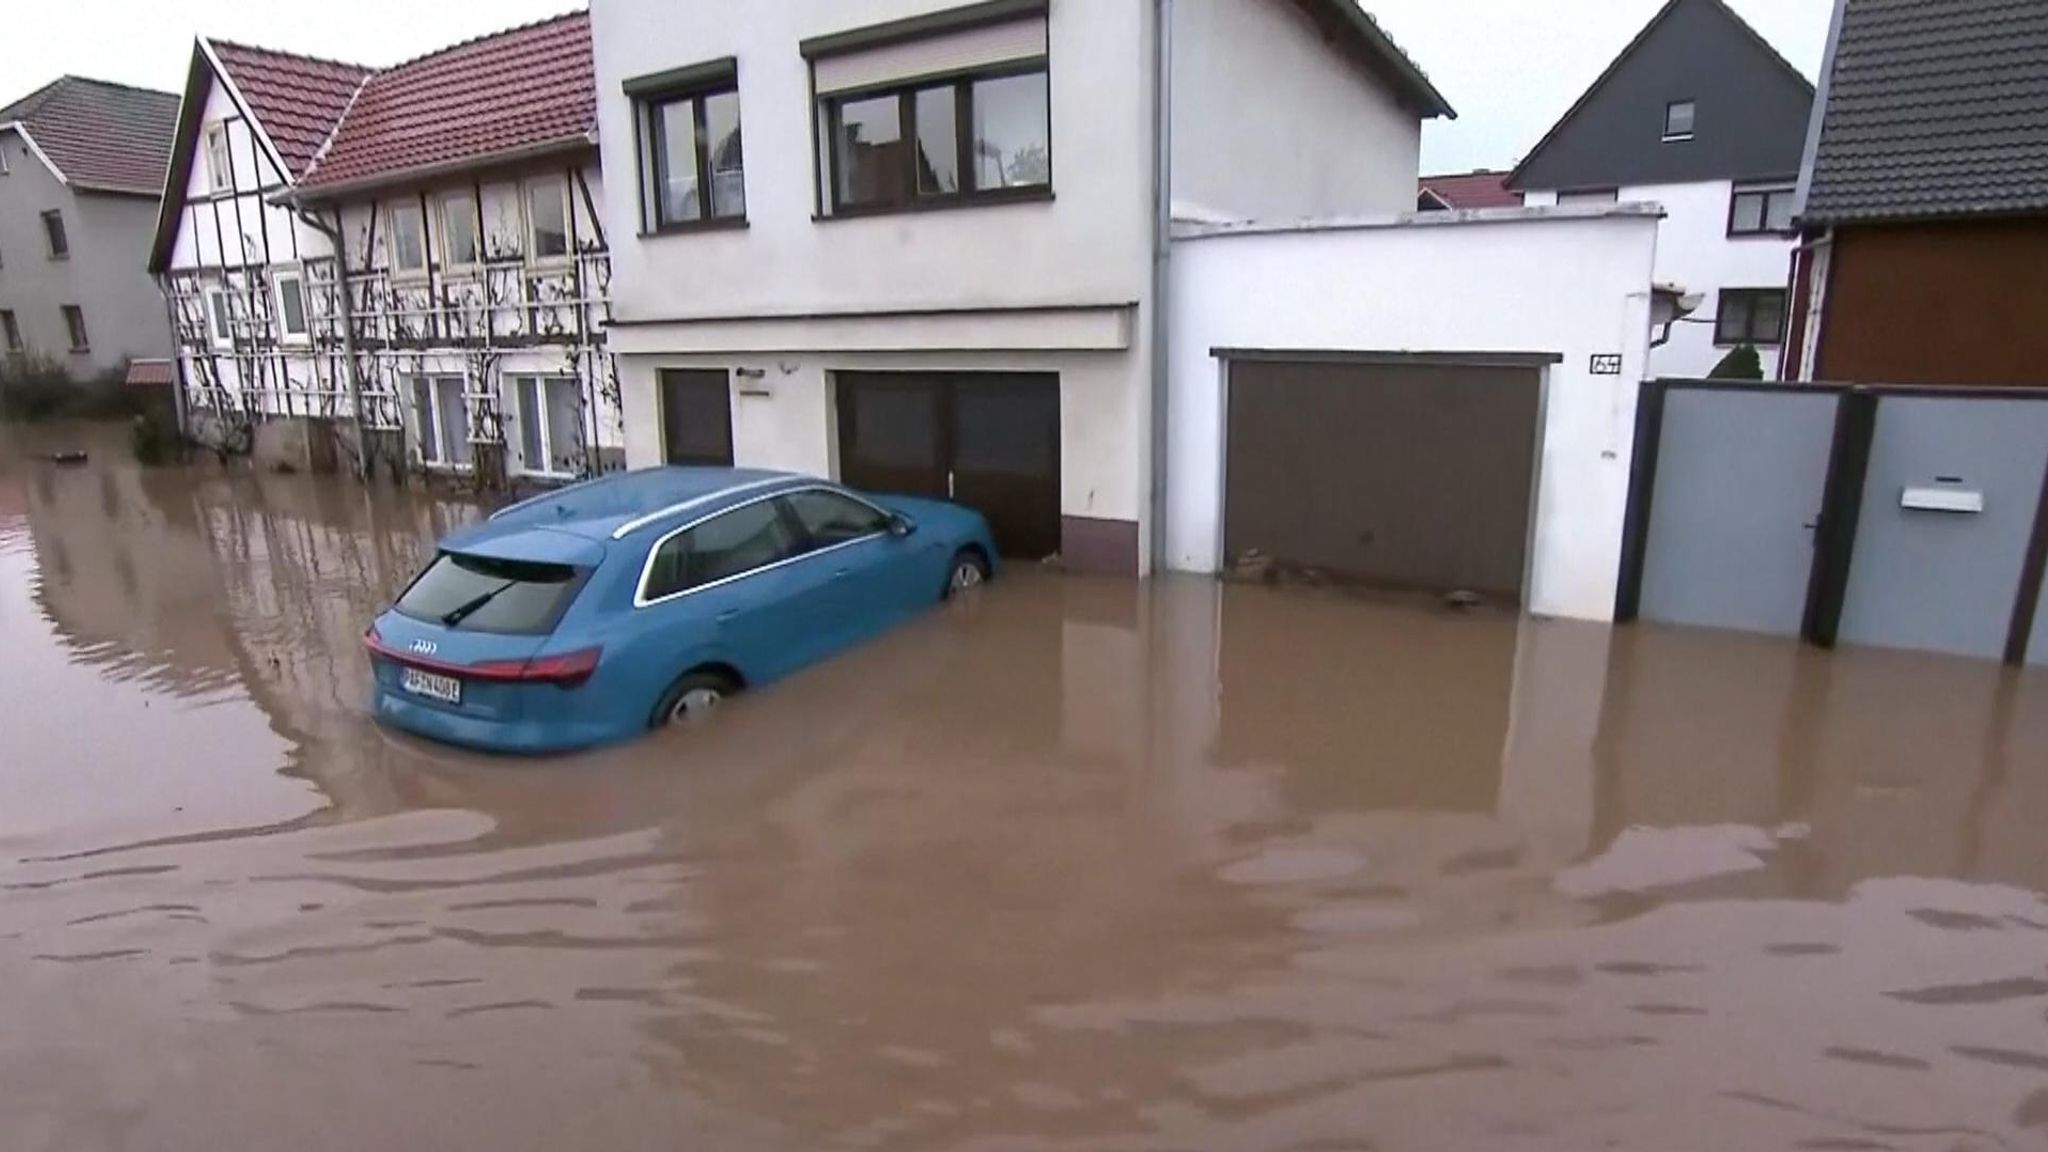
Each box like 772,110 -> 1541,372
364,468 -> 997,753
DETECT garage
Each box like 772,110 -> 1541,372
1221,353 -> 1549,602
835,371 -> 1062,560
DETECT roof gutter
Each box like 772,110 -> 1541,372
277,134 -> 597,206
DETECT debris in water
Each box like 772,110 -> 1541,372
46,451 -> 88,465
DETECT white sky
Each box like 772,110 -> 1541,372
11,0 -> 1834,175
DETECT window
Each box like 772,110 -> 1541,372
0,310 -> 20,353
206,288 -> 233,347
205,123 -> 232,192
1664,100 -> 1696,141
528,178 -> 572,260
42,210 -> 67,258
274,272 -> 308,341
633,78 -> 746,231
1729,184 -> 1797,236
410,375 -> 472,467
1556,189 -> 1619,207
1715,289 -> 1787,346
440,192 -> 479,268
782,489 -> 891,551
61,305 -> 88,352
513,375 -> 583,476
388,202 -> 427,275
641,499 -> 799,603
395,552 -> 584,636
823,65 -> 1049,214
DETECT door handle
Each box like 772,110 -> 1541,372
715,609 -> 739,623
831,568 -> 852,580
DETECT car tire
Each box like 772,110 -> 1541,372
943,547 -> 991,600
651,669 -> 737,729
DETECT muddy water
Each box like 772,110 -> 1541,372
2,424 -> 2047,1151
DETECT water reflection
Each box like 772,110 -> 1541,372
1,423 -> 2045,1150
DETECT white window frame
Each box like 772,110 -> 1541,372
61,305 -> 89,352
387,201 -> 428,278
511,374 -> 582,478
410,373 -> 472,469
205,288 -> 234,348
273,269 -> 310,344
205,123 -> 232,192
1663,100 -> 1696,142
439,190 -> 480,271
0,140 -> 11,176
526,177 -> 573,264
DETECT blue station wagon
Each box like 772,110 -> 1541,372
364,468 -> 997,753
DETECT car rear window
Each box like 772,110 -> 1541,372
394,552 -> 586,635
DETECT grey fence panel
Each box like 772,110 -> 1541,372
1638,389 -> 1838,636
1837,398 -> 2048,660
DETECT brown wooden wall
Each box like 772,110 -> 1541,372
1816,217 -> 2048,388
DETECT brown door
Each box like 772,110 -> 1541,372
660,369 -> 733,466
1224,359 -> 1541,600
837,371 -> 1061,560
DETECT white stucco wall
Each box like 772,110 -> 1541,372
1170,0 -> 1423,221
1166,206 -> 1662,622
1525,181 -> 1796,379
589,0 -> 1154,323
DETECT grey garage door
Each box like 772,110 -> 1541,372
1223,358 -> 1543,600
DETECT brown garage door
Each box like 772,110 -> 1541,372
836,371 -> 1061,561
1224,358 -> 1542,600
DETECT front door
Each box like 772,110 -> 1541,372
660,369 -> 734,466
836,372 -> 1061,561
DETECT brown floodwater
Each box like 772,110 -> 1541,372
2,422 -> 2046,1151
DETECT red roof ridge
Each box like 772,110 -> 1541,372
375,8 -> 588,75
203,37 -> 372,76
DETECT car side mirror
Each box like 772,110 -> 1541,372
887,513 -> 917,538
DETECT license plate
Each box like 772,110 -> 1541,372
401,667 -> 463,704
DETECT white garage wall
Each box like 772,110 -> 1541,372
1167,206 -> 1663,622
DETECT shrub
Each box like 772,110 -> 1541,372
129,410 -> 183,466
1708,343 -> 1764,380
0,354 -> 144,422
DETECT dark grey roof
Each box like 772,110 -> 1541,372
0,76 -> 180,196
1802,0 -> 2048,223
1507,0 -> 1813,192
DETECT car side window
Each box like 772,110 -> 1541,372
642,499 -> 800,602
782,490 -> 891,551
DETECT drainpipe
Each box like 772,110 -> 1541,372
292,205 -> 370,480
1147,0 -> 1174,575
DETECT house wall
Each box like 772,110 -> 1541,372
1166,207 -> 1662,622
590,0 -> 1154,324
164,81 -> 327,272
0,127 -> 172,374
1814,217 -> 2048,388
1169,0 -> 1421,221
1525,180 -> 1795,379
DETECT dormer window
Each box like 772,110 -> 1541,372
1663,100 -> 1695,141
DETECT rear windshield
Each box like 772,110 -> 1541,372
394,552 -> 586,635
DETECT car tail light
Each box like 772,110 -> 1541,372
471,647 -> 602,689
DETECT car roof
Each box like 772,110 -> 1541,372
449,467 -> 807,552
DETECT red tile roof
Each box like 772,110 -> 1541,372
1419,170 -> 1523,211
0,77 -> 179,196
298,11 -> 595,193
124,359 -> 176,387
207,40 -> 370,179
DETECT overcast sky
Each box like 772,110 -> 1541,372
12,0 -> 1834,174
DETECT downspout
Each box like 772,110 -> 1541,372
1147,0 -> 1174,575
292,205 -> 369,480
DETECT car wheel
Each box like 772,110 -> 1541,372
943,548 -> 990,600
652,670 -> 736,729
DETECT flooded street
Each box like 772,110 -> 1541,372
3,424 -> 2047,1151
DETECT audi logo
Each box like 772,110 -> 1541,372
410,639 -> 438,656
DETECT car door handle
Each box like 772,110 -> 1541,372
715,609 -> 740,623
831,568 -> 852,580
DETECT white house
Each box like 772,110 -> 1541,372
148,14 -> 623,482
590,0 -> 1454,574
1507,0 -> 1814,380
